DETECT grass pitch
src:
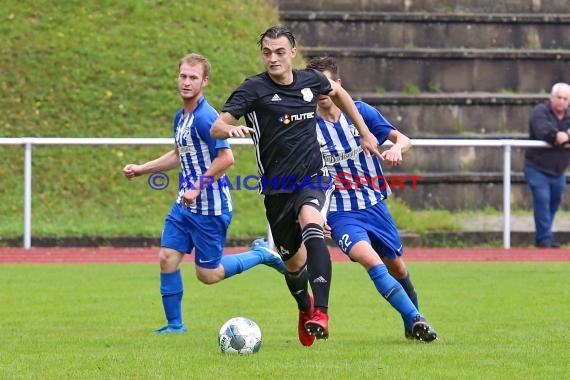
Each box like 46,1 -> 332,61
1,262 -> 568,379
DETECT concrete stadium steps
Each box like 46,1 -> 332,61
388,172 -> 530,210
278,0 -> 569,13
358,93 -> 545,136
300,47 -> 570,93
282,11 -> 570,49
389,146 -> 527,172
277,0 -> 569,211
392,172 -> 567,211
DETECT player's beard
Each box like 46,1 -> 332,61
180,89 -> 200,101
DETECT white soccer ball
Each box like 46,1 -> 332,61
218,317 -> 262,355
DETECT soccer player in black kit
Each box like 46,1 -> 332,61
211,25 -> 381,346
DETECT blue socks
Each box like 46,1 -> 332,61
160,270 -> 183,325
159,250 -> 273,325
220,249 -> 263,278
368,264 -> 419,329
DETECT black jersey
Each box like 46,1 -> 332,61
222,69 -> 332,194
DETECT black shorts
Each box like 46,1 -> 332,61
264,179 -> 332,261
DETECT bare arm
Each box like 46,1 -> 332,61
381,130 -> 412,166
211,112 -> 254,139
181,147 -> 234,207
195,147 -> 234,185
122,144 -> 180,180
328,80 -> 381,157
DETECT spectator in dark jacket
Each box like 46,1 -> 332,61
524,82 -> 570,248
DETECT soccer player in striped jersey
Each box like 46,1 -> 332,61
307,56 -> 438,342
122,53 -> 284,334
212,25 -> 381,346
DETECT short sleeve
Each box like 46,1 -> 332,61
309,69 -> 333,95
221,78 -> 258,120
356,101 -> 395,144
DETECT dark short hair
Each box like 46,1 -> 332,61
306,56 -> 340,79
258,25 -> 296,49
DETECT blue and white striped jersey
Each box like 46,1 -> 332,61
316,101 -> 395,212
173,96 -> 232,215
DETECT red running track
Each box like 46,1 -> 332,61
0,247 -> 569,264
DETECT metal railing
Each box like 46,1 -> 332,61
0,137 -> 549,249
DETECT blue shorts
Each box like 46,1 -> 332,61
328,201 -> 403,260
160,202 -> 232,269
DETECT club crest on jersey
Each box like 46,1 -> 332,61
179,125 -> 191,142
301,88 -> 313,102
349,124 -> 360,137
176,114 -> 194,142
